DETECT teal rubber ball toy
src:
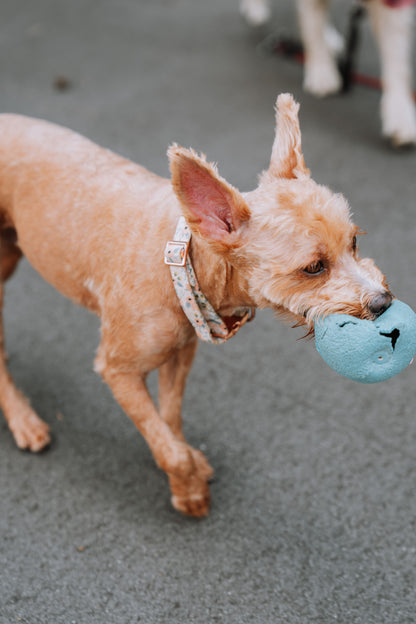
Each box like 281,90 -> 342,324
314,300 -> 416,383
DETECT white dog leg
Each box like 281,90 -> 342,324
367,0 -> 416,146
324,23 -> 344,56
296,0 -> 342,96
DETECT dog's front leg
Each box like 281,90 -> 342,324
367,0 -> 416,146
97,355 -> 212,517
158,338 -> 199,441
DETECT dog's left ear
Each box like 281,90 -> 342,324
168,145 -> 250,245
268,93 -> 310,179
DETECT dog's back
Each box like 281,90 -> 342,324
0,114 -> 175,312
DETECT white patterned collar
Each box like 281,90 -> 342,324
164,216 -> 254,343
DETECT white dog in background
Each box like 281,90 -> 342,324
240,0 -> 416,147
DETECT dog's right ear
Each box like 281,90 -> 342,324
267,93 -> 310,180
168,145 -> 250,246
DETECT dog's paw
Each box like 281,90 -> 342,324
240,0 -> 271,26
170,474 -> 211,518
303,56 -> 342,97
9,410 -> 51,452
158,440 -> 213,516
168,448 -> 213,517
381,91 -> 416,147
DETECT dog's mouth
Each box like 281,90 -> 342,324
301,294 -> 393,332
301,305 -> 365,336
276,297 -> 392,340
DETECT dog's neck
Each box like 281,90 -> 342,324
180,226 -> 256,319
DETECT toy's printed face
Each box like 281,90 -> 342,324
314,300 -> 416,383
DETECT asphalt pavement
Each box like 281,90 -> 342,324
1,1 -> 416,622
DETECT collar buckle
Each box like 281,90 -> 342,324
164,240 -> 190,267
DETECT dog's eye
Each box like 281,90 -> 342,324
352,235 -> 357,252
303,260 -> 325,275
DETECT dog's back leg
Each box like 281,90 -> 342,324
0,230 -> 51,451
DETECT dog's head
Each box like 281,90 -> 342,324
169,94 -> 391,332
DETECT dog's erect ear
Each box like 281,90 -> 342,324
168,145 -> 250,244
268,93 -> 310,179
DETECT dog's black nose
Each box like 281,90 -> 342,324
369,292 -> 393,317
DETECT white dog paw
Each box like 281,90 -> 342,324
303,57 -> 342,97
381,91 -> 416,147
240,0 -> 271,26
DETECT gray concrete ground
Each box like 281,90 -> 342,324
1,1 -> 416,622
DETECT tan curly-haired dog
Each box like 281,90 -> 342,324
0,94 -> 390,516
